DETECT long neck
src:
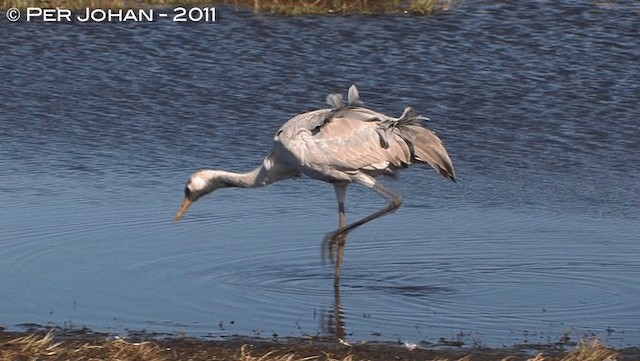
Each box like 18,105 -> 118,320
202,166 -> 270,189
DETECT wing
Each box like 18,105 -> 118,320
274,85 -> 455,183
275,107 -> 414,182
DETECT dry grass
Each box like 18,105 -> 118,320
250,0 -> 455,15
527,339 -> 619,361
239,344 -> 328,361
0,0 -> 457,15
0,331 -> 629,361
0,332 -> 62,359
0,331 -> 167,361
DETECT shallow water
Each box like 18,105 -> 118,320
1,1 -> 639,348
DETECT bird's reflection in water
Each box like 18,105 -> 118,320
320,284 -> 347,340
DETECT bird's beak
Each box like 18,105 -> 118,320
173,198 -> 193,223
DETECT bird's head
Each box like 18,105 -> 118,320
173,170 -> 224,223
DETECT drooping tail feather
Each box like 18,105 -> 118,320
398,125 -> 456,181
324,85 -> 455,181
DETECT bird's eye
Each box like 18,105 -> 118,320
184,187 -> 191,198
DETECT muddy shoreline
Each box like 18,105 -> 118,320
1,326 -> 638,361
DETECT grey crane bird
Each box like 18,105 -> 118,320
174,85 -> 455,286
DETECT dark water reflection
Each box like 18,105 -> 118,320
1,1 -> 639,347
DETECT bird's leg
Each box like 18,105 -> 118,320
325,178 -> 403,255
324,183 -> 348,263
334,183 -> 348,287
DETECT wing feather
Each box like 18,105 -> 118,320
397,125 -> 456,180
274,86 -> 455,183
278,112 -> 412,180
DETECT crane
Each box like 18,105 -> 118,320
174,85 -> 455,286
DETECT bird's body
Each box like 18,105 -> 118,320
175,85 -> 455,286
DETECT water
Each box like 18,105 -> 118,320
1,0 -> 639,348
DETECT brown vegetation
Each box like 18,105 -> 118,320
0,330 -> 636,361
246,0 -> 455,15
